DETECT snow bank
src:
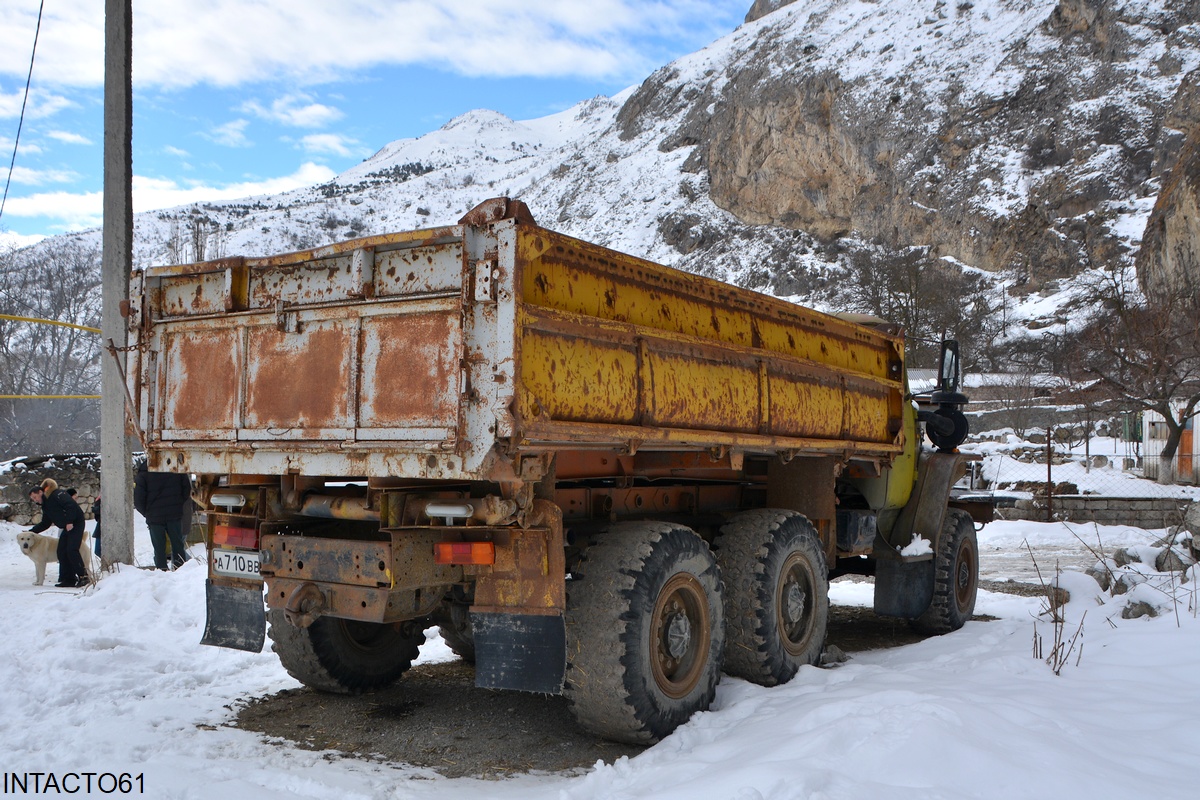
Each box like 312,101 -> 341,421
1,518 -> 1197,799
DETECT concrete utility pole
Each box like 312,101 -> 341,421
100,0 -> 134,565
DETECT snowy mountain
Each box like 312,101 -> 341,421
20,1 -> 1200,350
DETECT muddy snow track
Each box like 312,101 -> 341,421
233,593 -> 1032,778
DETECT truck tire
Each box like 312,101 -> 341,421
564,522 -> 724,744
912,508 -> 978,634
714,509 -> 828,686
438,602 -> 476,664
268,609 -> 423,693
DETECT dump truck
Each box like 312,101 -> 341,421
125,197 -> 986,744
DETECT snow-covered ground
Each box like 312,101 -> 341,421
1,516 -> 1197,799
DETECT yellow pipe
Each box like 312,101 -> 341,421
0,314 -> 100,333
0,316 -> 102,399
0,394 -> 101,399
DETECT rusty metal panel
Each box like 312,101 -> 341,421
388,530 -> 464,590
767,370 -> 845,440
517,229 -> 900,381
517,329 -> 639,425
374,240 -> 464,297
260,531 -> 461,590
247,254 -> 359,308
158,270 -> 228,317
260,536 -> 392,586
242,320 -> 355,434
512,225 -> 904,458
519,237 -> 754,348
842,374 -> 895,443
516,306 -> 897,447
358,310 -> 462,433
148,259 -> 250,318
644,348 -> 760,433
472,527 -> 565,612
160,327 -> 242,438
264,577 -> 392,622
261,531 -> 464,623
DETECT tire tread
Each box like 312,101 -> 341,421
715,509 -> 828,685
565,522 -> 723,744
268,609 -> 421,693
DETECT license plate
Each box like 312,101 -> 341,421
211,548 -> 261,579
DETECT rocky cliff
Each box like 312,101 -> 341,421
618,0 -> 1200,288
1138,71 -> 1200,301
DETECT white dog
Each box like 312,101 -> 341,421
15,530 -> 93,586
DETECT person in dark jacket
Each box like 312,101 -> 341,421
91,494 -> 102,559
28,478 -> 88,587
134,465 -> 192,570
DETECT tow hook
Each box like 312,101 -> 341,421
284,582 -> 326,628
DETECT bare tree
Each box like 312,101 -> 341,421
991,372 -> 1052,439
832,242 -> 1003,369
161,208 -> 225,265
1068,267 -> 1200,483
0,239 -> 102,457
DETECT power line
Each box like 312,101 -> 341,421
0,0 -> 47,227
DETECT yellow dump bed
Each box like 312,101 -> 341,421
129,199 -> 905,479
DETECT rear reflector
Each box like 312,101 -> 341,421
434,541 -> 495,565
213,525 -> 258,549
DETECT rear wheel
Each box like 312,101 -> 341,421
438,601 -> 476,664
268,609 -> 423,693
715,509 -> 828,685
912,508 -> 978,634
565,522 -> 724,744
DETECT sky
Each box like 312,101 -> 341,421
1,512 -> 1197,799
0,0 -> 750,246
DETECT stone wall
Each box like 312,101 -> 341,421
995,496 -> 1191,528
0,455 -> 106,525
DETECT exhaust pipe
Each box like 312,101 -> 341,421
299,494 -> 380,522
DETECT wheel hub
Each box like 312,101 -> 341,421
777,552 -> 817,656
783,580 -> 807,627
664,609 -> 692,660
954,536 -> 976,609
650,572 -> 711,699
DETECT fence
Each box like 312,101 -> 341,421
970,425 -> 1200,528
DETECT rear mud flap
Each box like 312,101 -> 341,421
201,579 -> 266,652
873,559 -> 935,619
472,612 -> 565,694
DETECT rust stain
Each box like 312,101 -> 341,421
245,325 -> 352,429
166,330 -> 239,431
360,312 -> 460,428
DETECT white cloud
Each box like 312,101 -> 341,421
0,136 -> 42,155
241,94 -> 343,128
46,130 -> 92,145
0,1 -> 743,89
298,133 -> 367,157
0,89 -> 73,120
0,189 -> 102,231
1,162 -> 337,231
206,119 -> 251,148
5,165 -> 78,186
163,145 -> 190,158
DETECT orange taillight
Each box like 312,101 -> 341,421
212,525 -> 258,549
434,541 -> 495,565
